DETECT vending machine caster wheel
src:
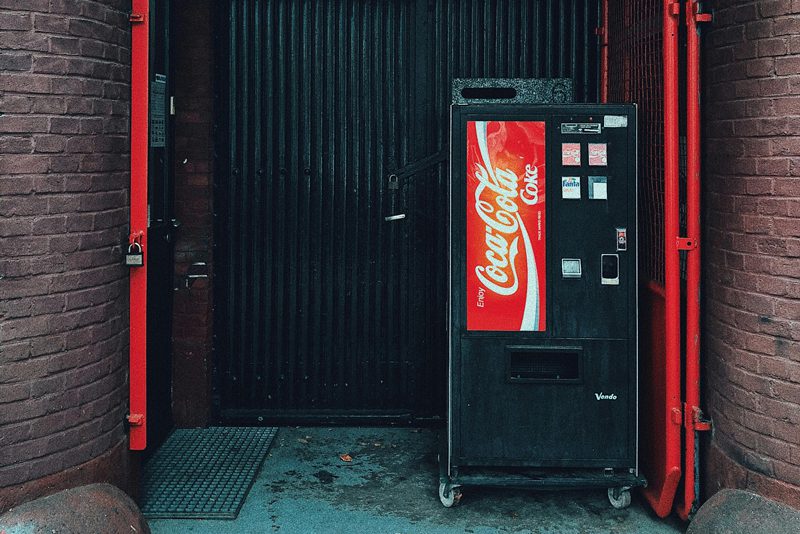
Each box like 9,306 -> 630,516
439,482 -> 463,508
608,487 -> 632,509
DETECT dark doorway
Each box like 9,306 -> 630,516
146,0 -> 177,453
214,0 -> 599,422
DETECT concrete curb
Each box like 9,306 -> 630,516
688,489 -> 800,534
0,483 -> 150,534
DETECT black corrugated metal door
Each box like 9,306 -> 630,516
215,0 -> 599,421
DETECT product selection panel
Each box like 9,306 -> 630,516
549,113 -> 635,340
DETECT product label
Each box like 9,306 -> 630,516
562,176 -> 581,199
561,143 -> 581,166
603,115 -> 628,128
466,121 -> 546,332
588,143 -> 608,166
588,176 -> 608,200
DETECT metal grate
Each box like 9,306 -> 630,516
508,351 -> 580,381
140,427 -> 277,519
607,0 -> 664,286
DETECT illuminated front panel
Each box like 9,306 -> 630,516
465,121 -> 546,332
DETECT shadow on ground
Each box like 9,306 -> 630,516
148,427 -> 685,534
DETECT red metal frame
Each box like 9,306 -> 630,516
678,0 -> 712,520
639,0 -> 682,518
128,0 -> 149,451
640,280 -> 681,517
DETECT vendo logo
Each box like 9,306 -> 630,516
594,392 -> 618,401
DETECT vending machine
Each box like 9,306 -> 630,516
442,104 -> 644,508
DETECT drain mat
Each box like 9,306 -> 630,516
141,426 -> 277,519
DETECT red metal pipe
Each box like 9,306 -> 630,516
599,0 -> 609,103
661,0 -> 682,516
678,0 -> 712,520
681,0 -> 701,519
641,0 -> 682,518
128,0 -> 149,451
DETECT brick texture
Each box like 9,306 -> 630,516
703,0 -> 800,508
170,0 -> 214,427
0,0 -> 130,506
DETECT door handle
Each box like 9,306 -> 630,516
181,262 -> 208,289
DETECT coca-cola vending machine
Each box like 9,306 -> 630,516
441,104 -> 644,508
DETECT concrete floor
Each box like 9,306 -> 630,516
148,427 -> 685,534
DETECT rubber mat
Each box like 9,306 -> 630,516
141,426 -> 277,519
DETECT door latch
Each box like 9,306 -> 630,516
181,262 -> 208,289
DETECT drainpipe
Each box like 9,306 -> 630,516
679,0 -> 713,520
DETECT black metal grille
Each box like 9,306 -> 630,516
214,0 -> 600,418
509,351 -> 581,381
141,427 -> 277,519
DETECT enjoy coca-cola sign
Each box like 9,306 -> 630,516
466,121 -> 546,331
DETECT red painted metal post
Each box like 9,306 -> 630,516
662,0 -> 682,516
128,0 -> 149,451
640,0 -> 683,518
680,1 -> 701,517
678,1 -> 712,520
599,0 -> 609,103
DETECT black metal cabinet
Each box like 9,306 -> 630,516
444,104 -> 642,507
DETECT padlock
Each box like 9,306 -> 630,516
125,242 -> 144,267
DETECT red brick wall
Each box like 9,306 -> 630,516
703,0 -> 800,508
170,0 -> 215,427
0,0 -> 131,511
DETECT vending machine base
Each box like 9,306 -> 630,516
438,437 -> 647,508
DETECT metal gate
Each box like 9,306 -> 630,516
214,0 -> 600,421
607,0 -> 713,520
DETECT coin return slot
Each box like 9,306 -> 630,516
601,254 -> 619,285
